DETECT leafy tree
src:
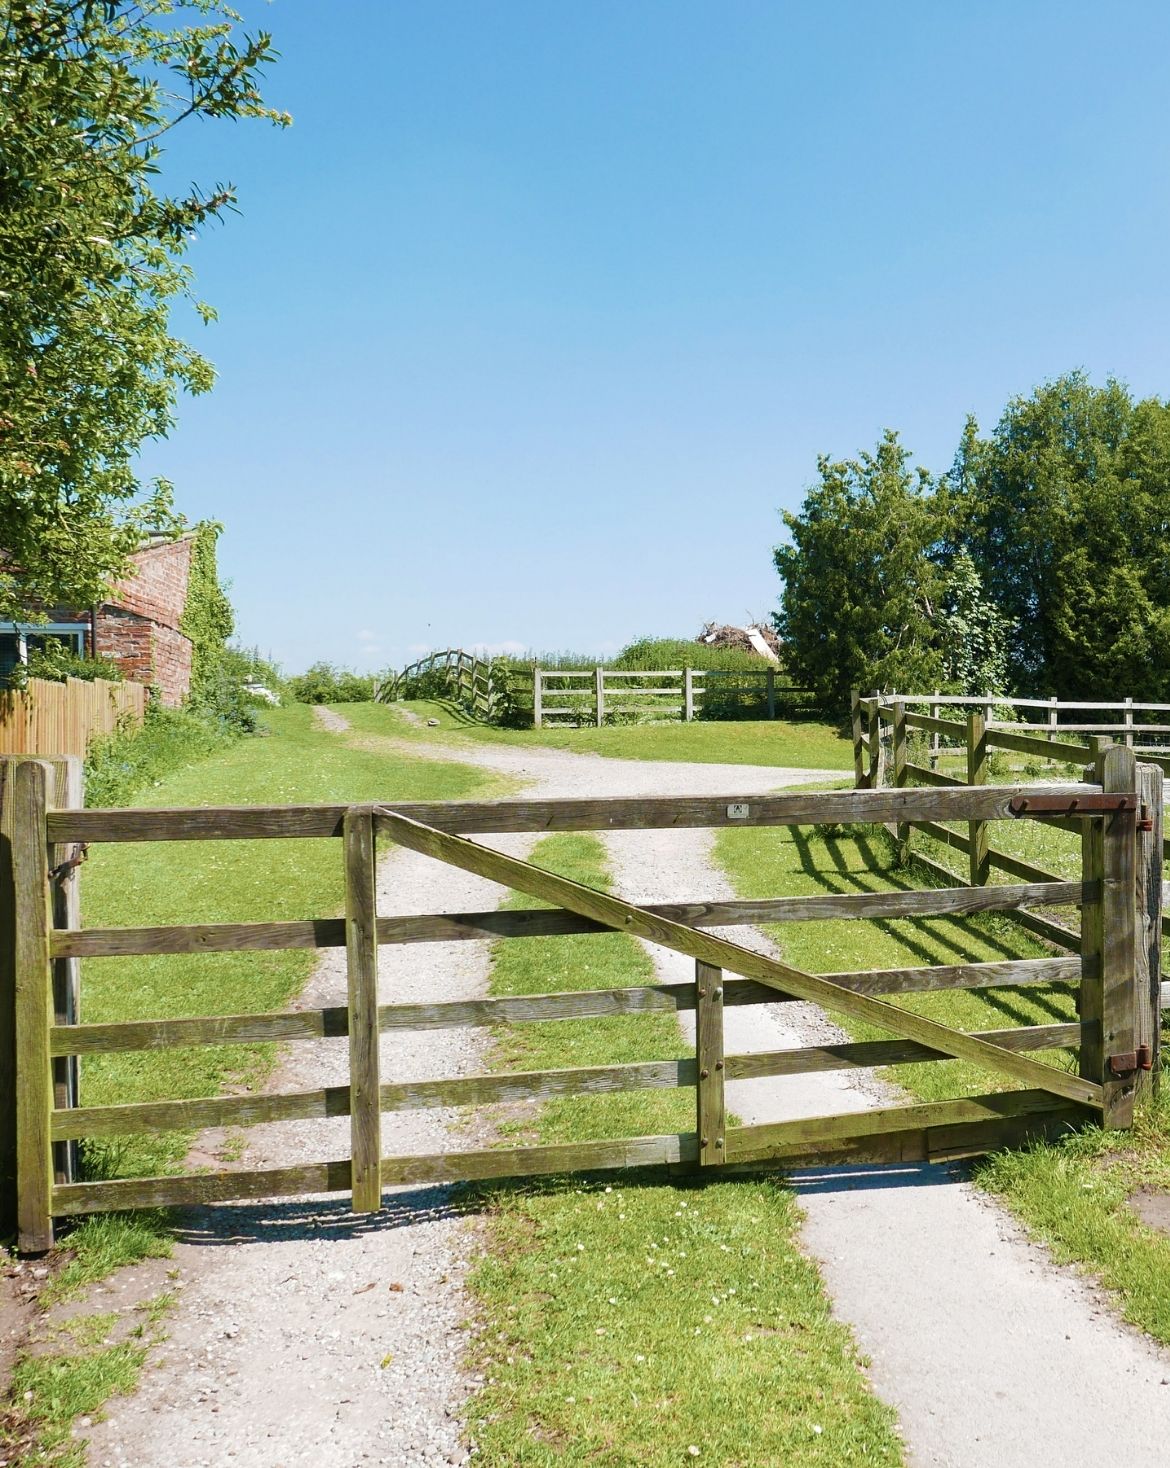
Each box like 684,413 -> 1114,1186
953,373 -> 1170,698
935,549 -> 1014,696
0,0 -> 287,618
774,431 -> 947,704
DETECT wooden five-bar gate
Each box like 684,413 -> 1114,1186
3,750 -> 1160,1253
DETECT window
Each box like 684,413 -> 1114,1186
1,622 -> 88,685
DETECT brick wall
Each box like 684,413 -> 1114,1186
106,536 -> 193,628
92,537 -> 197,705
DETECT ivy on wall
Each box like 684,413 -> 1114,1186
179,522 -> 235,707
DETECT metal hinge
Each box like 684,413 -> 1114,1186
1009,794 -> 1138,818
1108,1045 -> 1153,1077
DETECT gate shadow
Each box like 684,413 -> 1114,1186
168,1161 -> 968,1248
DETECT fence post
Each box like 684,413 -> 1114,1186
0,760 -> 15,1240
1135,760 -> 1163,1098
930,689 -> 941,771
892,700 -> 909,859
48,758 -> 82,1187
533,667 -> 543,728
344,808 -> 382,1213
766,667 -> 775,720
967,710 -> 989,888
684,668 -> 694,723
1048,696 -> 1058,741
1081,744 -> 1139,1129
595,666 -> 605,727
1125,697 -> 1135,748
694,960 -> 725,1168
850,687 -> 866,788
12,760 -> 54,1252
867,696 -> 882,788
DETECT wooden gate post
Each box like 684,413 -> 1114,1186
766,667 -> 776,720
867,697 -> 882,788
1081,744 -> 1139,1128
344,808 -> 382,1213
694,960 -> 725,1167
595,666 -> 605,727
850,688 -> 866,789
1135,760 -> 1163,1098
967,710 -> 990,888
684,668 -> 695,723
892,700 -> 909,859
12,760 -> 54,1252
533,667 -> 543,728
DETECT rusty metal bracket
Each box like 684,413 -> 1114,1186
50,842 -> 89,883
1009,793 -> 1138,818
1139,804 -> 1155,832
1108,1046 -> 1152,1076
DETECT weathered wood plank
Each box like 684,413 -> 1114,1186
695,961 -> 726,1167
13,762 -> 54,1252
1135,762 -> 1163,1097
51,1057 -> 700,1140
725,1089 -> 1086,1165
1098,746 -> 1139,1127
344,809 -> 381,1212
50,783 -> 1108,844
51,878 -> 1086,960
968,711 -> 990,888
52,1132 -> 700,1214
904,711 -> 966,738
903,763 -> 967,788
377,810 -> 1103,1108
49,956 -> 1079,1058
984,727 -> 1094,765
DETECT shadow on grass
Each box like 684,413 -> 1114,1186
155,1157 -> 977,1248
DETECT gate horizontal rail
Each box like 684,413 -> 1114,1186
7,768 -> 1146,1252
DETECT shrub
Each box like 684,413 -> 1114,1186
287,662 -> 375,704
84,702 -> 241,807
10,640 -> 123,687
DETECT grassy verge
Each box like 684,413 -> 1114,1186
713,810 -> 1170,1348
464,834 -> 904,1465
341,699 -> 854,771
2,704 -> 505,1462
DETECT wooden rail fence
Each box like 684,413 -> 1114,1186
378,648 -> 498,719
2,766 -> 1155,1252
0,677 -> 146,758
533,666 -> 815,726
852,689 -> 1165,1078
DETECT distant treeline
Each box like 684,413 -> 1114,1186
775,372 -> 1170,706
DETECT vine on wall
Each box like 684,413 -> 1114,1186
179,521 -> 235,707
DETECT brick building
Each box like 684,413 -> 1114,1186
0,533 -> 197,705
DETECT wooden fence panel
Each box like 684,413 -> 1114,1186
0,677 -> 147,758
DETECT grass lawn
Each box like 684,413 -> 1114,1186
713,809 -> 1170,1348
465,834 -> 904,1466
341,699 -> 855,771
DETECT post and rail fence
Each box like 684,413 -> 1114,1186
0,760 -> 1152,1252
532,665 -> 817,726
851,688 -> 1165,1087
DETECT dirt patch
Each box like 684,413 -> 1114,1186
1129,1187 -> 1170,1236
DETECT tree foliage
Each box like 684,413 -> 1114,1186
774,432 -> 946,704
0,0 -> 287,618
952,373 -> 1170,698
776,374 -> 1170,703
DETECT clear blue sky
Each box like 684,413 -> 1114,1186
138,0 -> 1170,674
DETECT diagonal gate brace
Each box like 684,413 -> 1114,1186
377,809 -> 1102,1112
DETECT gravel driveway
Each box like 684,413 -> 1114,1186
86,726 -> 1170,1466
